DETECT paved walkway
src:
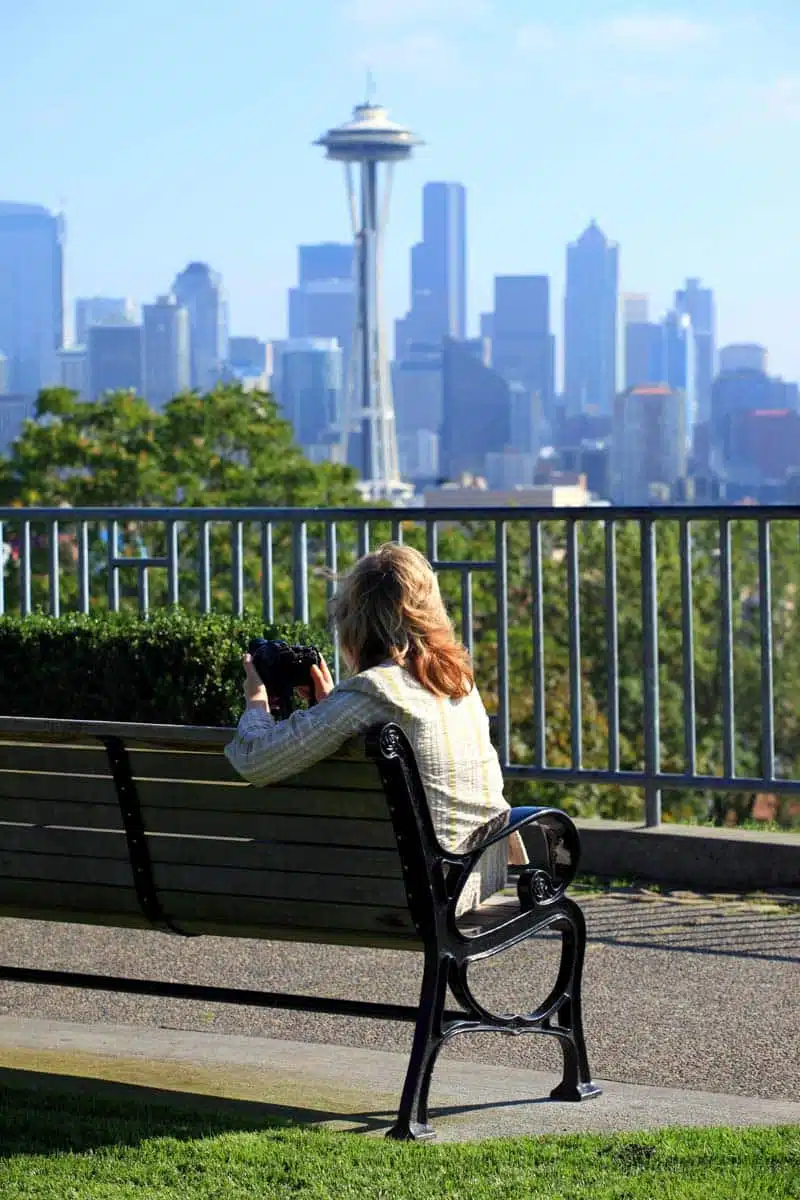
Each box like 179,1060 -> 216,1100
0,889 -> 798,1138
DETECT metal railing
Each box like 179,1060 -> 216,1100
3,502 -> 800,828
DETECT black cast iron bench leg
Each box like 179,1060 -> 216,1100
386,948 -> 449,1141
549,898 -> 602,1102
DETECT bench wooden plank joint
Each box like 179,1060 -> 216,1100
0,714 -> 601,1141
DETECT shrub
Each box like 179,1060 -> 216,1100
0,610 -> 332,726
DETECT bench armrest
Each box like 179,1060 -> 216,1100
448,806 -> 581,910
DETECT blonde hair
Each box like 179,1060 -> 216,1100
331,543 -> 473,699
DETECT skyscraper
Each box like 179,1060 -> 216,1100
143,295 -> 190,410
564,221 -> 619,417
612,384 -> 686,504
288,243 -> 355,374
75,297 -> 135,347
88,323 -> 143,399
441,337 -> 511,480
395,182 -> 467,358
278,338 -> 342,455
489,275 -> 554,423
675,278 -> 715,425
172,262 -> 228,392
0,203 -> 64,396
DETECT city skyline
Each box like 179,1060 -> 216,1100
2,1 -> 796,379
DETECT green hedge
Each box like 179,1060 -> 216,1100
0,611 -> 332,726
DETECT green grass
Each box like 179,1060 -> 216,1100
1,1080 -> 798,1199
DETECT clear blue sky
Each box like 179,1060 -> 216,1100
2,0 -> 798,378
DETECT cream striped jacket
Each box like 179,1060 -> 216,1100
224,661 -> 512,856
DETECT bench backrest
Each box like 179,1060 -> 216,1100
0,717 -> 423,949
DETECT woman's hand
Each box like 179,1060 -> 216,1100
242,654 -> 269,713
297,655 -> 335,705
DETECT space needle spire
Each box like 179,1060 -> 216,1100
316,97 -> 422,501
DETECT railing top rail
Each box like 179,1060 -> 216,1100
2,504 -> 800,522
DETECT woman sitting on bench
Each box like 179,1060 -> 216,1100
225,542 -> 525,866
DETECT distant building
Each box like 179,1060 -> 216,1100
0,352 -> 8,395
711,368 -> 799,461
392,347 -> 443,437
621,293 -> 649,324
228,337 -> 271,391
612,384 -> 686,504
556,440 -> 611,501
395,182 -> 467,358
0,394 -> 37,454
489,275 -> 554,424
57,347 -> 87,398
624,321 -> 663,389
675,278 -> 715,425
278,338 -> 342,454
719,344 -> 767,374
398,429 -> 440,482
142,295 -> 190,410
724,409 -> 800,497
172,262 -> 228,391
424,478 -> 590,508
440,337 -> 511,480
0,203 -> 64,396
288,243 -> 355,376
484,450 -> 536,490
87,323 -> 143,400
564,221 -> 619,417
75,297 -> 135,347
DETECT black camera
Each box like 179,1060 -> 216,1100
248,638 -> 322,719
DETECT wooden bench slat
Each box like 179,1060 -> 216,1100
0,851 -> 134,887
152,863 -> 408,907
146,836 -> 403,878
0,823 -> 403,878
159,891 -> 416,935
0,744 -> 111,777
138,807 -> 398,847
0,798 -> 123,830
134,779 -> 390,820
0,824 -> 129,860
0,773 -> 117,804
128,752 -> 382,793
0,879 -> 142,916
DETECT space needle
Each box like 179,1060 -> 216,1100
316,97 -> 422,501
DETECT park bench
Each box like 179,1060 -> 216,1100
0,714 -> 600,1140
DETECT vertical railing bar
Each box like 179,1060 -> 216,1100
261,521 -> 274,624
107,520 -> 119,613
530,519 -> 546,766
20,521 -> 32,616
566,518 -> 582,771
391,517 -> 402,544
605,519 -> 620,773
641,517 -> 662,826
0,520 -> 5,614
292,520 -> 309,625
460,569 -> 474,660
357,520 -> 370,558
78,522 -> 90,613
758,518 -> 775,782
326,520 -> 341,682
232,521 -> 244,617
426,520 -> 438,564
48,519 -> 60,618
679,518 -> 697,776
199,521 -> 211,614
495,520 -> 510,767
719,517 -> 735,778
167,520 -> 179,606
138,563 -> 149,615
